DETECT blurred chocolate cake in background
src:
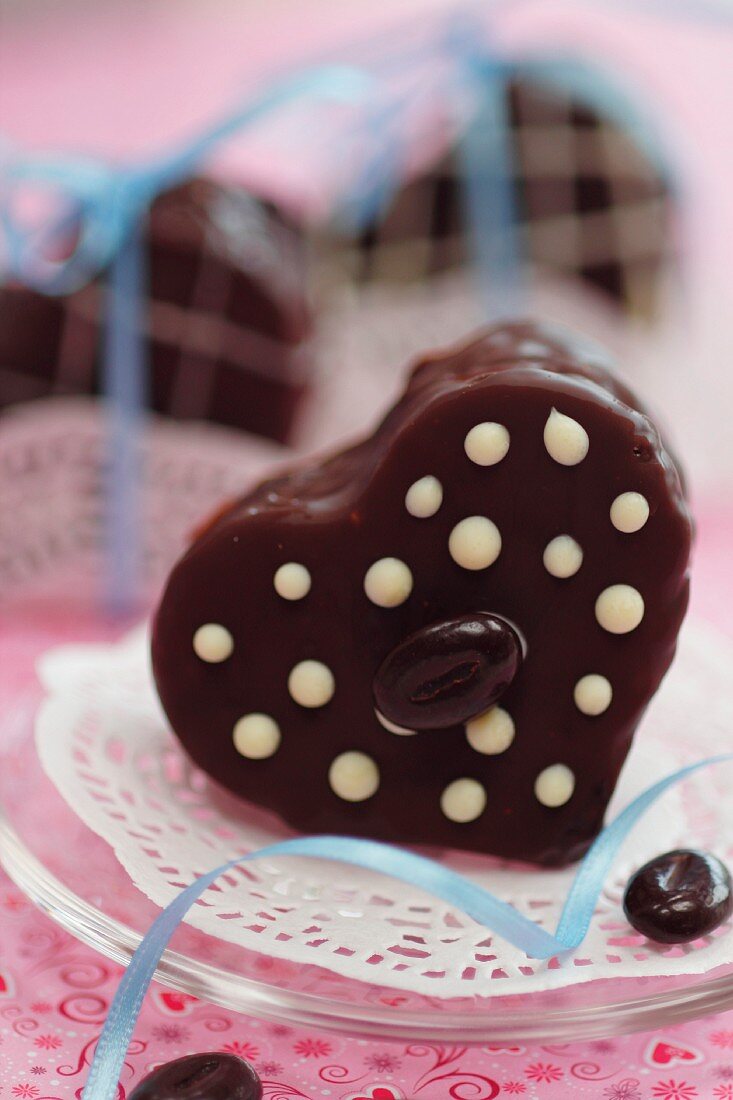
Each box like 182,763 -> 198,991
337,78 -> 672,321
0,180 -> 313,443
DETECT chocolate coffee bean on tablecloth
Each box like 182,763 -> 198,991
129,1052 -> 262,1100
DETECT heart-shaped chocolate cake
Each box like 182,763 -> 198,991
152,322 -> 692,865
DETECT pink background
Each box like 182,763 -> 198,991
2,0 -> 731,262
1,0 -> 731,278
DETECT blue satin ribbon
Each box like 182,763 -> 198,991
82,753 -> 733,1099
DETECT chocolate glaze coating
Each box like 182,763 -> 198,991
623,850 -> 733,944
373,613 -> 522,730
152,321 -> 692,865
129,1053 -> 262,1100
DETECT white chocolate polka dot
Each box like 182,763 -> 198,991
329,751 -> 380,801
465,707 -> 515,755
574,674 -> 613,716
448,516 -> 501,570
405,475 -> 443,518
288,660 -> 335,708
610,492 -> 650,533
375,709 -> 417,736
595,584 -> 645,634
543,408 -> 589,466
543,535 -> 583,578
232,713 -> 281,759
535,764 -> 575,808
440,778 -> 487,823
364,557 -> 413,608
464,422 -> 510,466
274,562 -> 311,600
192,623 -> 233,663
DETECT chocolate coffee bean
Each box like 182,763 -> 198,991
373,613 -> 522,730
129,1053 -> 262,1100
623,849 -> 733,944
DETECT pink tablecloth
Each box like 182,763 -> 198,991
1,501 -> 732,1096
2,900 -> 733,1100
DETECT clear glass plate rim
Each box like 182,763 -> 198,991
4,806 -> 733,1041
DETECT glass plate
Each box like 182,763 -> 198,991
2,666 -> 733,1043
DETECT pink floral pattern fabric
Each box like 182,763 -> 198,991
3,892 -> 733,1100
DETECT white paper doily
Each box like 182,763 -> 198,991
34,618 -> 733,999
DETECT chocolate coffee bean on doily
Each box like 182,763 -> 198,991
129,1053 -> 262,1100
623,849 -> 733,944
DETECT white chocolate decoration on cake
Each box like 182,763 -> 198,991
375,709 -> 417,736
405,475 -> 443,518
543,535 -> 583,578
449,516 -> 502,570
464,422 -> 510,466
611,492 -> 650,533
441,778 -> 487,822
288,660 -> 335,708
233,713 -> 281,759
364,557 -> 414,607
535,764 -> 576,807
192,623 -> 233,663
543,409 -> 589,466
465,707 -> 515,754
329,751 -> 380,801
274,562 -> 311,600
595,585 -> 645,634
574,674 -> 613,715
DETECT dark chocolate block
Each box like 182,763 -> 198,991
0,180 -> 312,442
152,321 -> 692,866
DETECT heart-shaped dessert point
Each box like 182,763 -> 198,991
152,322 -> 692,865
